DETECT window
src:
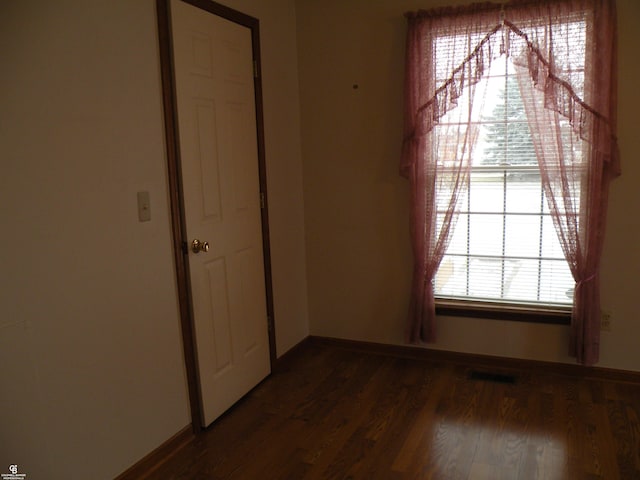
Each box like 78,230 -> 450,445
433,44 -> 581,310
402,0 -> 619,364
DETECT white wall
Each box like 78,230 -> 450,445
0,0 -> 308,478
297,0 -> 640,372
0,2 -> 190,478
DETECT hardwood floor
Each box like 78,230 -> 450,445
147,340 -> 640,479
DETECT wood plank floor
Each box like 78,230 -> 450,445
147,341 -> 640,479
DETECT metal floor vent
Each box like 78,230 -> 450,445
469,370 -> 517,384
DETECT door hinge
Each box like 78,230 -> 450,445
260,192 -> 266,209
253,59 -> 259,79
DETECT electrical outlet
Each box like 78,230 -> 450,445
601,310 -> 612,332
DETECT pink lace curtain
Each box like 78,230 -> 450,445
401,0 -> 619,365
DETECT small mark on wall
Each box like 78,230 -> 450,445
137,191 -> 151,222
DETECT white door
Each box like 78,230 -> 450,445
171,0 -> 271,427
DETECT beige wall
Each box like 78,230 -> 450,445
297,0 -> 640,371
0,0 -> 307,478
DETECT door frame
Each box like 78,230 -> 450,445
156,0 -> 277,433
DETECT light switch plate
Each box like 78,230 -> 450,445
137,191 -> 151,222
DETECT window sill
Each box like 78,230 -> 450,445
435,299 -> 571,325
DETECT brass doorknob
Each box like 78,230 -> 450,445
191,239 -> 210,253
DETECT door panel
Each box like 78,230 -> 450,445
194,100 -> 222,220
204,256 -> 232,373
171,0 -> 270,427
